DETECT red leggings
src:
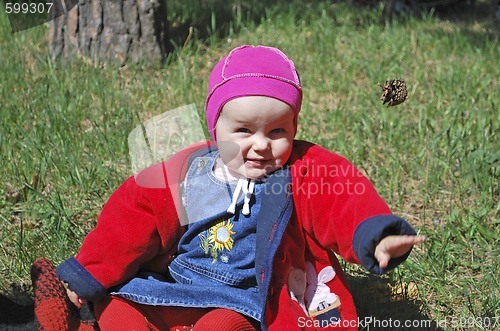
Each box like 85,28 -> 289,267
93,296 -> 260,331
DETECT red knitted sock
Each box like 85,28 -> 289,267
31,258 -> 98,331
193,308 -> 259,331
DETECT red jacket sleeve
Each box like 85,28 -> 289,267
290,140 -> 393,264
73,173 -> 183,290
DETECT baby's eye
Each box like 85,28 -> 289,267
271,128 -> 286,134
236,127 -> 251,133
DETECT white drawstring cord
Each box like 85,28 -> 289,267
227,177 -> 244,214
242,179 -> 255,216
227,178 -> 255,216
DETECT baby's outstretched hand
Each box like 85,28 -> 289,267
66,288 -> 86,309
374,235 -> 426,269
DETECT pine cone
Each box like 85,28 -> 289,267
379,79 -> 408,106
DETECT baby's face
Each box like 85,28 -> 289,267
215,96 -> 295,179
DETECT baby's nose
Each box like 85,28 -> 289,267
252,135 -> 270,151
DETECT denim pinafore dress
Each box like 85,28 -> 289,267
111,149 -> 293,322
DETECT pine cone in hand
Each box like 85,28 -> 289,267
379,79 -> 408,106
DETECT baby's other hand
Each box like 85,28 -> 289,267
374,235 -> 426,269
66,288 -> 86,309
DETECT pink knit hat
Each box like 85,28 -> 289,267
205,45 -> 303,141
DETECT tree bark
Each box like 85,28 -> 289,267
49,0 -> 169,65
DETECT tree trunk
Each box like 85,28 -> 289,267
49,0 -> 169,65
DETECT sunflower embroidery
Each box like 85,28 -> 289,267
199,218 -> 236,263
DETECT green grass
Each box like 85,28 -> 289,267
1,1 -> 498,329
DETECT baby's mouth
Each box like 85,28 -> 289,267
244,158 -> 269,168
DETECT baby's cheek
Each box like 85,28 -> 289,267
218,141 -> 242,164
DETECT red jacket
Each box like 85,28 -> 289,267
58,140 -> 417,330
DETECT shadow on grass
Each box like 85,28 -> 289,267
0,285 -> 36,330
349,273 -> 443,331
430,1 -> 500,40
